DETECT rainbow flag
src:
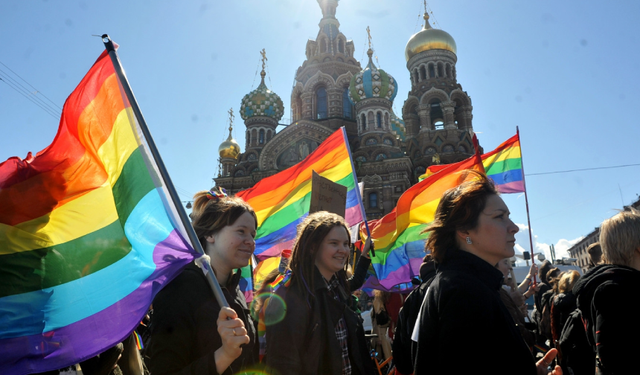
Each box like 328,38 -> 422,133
236,127 -> 365,261
0,49 -> 195,373
363,154 -> 484,291
481,133 -> 524,193
418,134 -> 524,194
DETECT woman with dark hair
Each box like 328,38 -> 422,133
147,188 -> 259,375
265,211 -> 375,375
413,171 -> 562,375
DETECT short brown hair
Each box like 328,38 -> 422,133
600,208 -> 640,267
423,170 -> 497,263
586,242 -> 603,266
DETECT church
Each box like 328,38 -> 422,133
214,0 -> 475,220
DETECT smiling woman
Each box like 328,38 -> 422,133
264,211 -> 375,375
147,188 -> 259,375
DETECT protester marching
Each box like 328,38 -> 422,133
3,29 -> 639,375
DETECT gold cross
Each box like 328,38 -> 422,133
260,48 -> 267,72
228,108 -> 234,130
366,26 -> 372,50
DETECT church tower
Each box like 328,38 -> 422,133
402,7 -> 475,179
290,0 -> 361,135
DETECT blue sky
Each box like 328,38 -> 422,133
2,0 -> 639,265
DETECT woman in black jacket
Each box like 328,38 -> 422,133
265,211 -> 375,375
413,171 -> 562,375
147,189 -> 259,375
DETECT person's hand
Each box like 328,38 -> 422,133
215,307 -> 249,373
362,237 -> 372,259
536,348 -> 563,375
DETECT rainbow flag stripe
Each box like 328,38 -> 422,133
418,133 -> 525,194
363,155 -> 484,290
0,50 -> 195,373
236,127 -> 364,260
481,133 -> 524,193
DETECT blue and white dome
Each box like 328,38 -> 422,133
348,49 -> 398,104
240,71 -> 284,121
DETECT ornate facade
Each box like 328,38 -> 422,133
214,0 -> 476,220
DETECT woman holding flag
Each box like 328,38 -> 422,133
147,188 -> 259,375
413,171 -> 562,375
265,211 -> 375,375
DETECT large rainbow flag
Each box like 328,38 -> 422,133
363,153 -> 484,291
0,48 -> 195,373
419,133 -> 524,194
236,127 -> 364,262
481,133 -> 524,194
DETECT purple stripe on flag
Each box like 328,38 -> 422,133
0,230 -> 195,375
496,181 -> 525,194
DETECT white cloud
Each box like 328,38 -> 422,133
512,223 -> 583,266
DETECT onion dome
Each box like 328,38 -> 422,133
405,13 -> 457,61
218,117 -> 240,159
240,70 -> 284,122
390,111 -> 406,141
348,49 -> 398,104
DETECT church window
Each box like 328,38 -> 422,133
356,156 -> 367,163
428,64 -> 435,78
316,87 -> 328,119
343,88 -> 353,119
259,129 -> 265,144
384,112 -> 389,128
438,63 -> 444,78
458,145 -> 467,153
369,192 -> 378,208
420,66 -> 426,81
321,39 -> 327,53
375,153 -> 387,160
425,147 -> 436,155
360,113 -> 366,132
376,112 -> 382,128
247,131 -> 251,146
367,112 -> 374,128
251,129 -> 257,146
267,129 -> 272,142
366,138 -> 378,146
413,69 -> 419,84
338,38 -> 344,53
446,64 -> 452,78
234,170 -> 245,177
248,153 -> 257,161
443,144 -> 454,153
434,120 -> 444,130
383,138 -> 393,145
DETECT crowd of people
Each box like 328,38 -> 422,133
43,171 -> 640,375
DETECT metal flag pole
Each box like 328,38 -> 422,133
102,35 -> 229,308
517,126 -> 538,284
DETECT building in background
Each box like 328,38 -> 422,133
568,197 -> 640,273
214,0 -> 476,220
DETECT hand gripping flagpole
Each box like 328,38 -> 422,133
102,35 -> 229,308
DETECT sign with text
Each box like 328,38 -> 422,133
309,170 -> 347,218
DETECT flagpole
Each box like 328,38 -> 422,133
517,126 -> 538,284
102,35 -> 229,308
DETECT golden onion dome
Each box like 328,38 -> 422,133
405,13 -> 457,62
218,124 -> 240,159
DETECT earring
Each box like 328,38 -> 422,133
466,236 -> 472,245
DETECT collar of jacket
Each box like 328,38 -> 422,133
312,266 -> 349,302
439,249 -> 505,291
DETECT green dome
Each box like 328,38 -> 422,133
240,74 -> 284,121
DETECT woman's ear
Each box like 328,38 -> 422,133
456,229 -> 470,243
205,234 -> 215,244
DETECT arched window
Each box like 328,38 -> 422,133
321,39 -> 327,53
384,112 -> 390,128
267,129 -> 272,142
246,131 -> 251,146
376,112 -> 382,128
343,88 -> 353,119
413,69 -> 419,84
420,66 -> 426,80
369,192 -> 378,208
446,64 -> 452,78
316,87 -> 328,119
338,39 -> 344,53
428,64 -> 435,78
251,129 -> 257,146
259,129 -> 265,144
438,62 -> 444,78
360,113 -> 366,132
367,112 -> 374,128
